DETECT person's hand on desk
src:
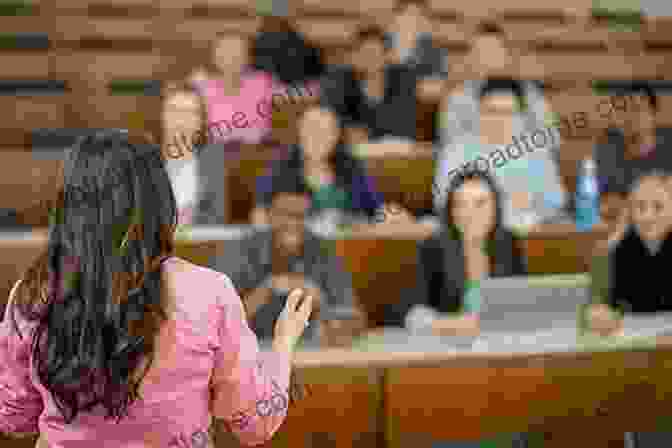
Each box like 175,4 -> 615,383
585,303 -> 623,336
431,313 -> 480,337
372,203 -> 415,226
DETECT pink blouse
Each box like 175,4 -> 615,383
195,70 -> 279,145
0,257 -> 292,447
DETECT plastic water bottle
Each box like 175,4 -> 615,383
575,158 -> 600,231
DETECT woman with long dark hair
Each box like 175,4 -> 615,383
0,131 -> 312,446
252,103 -> 384,229
404,168 -> 527,334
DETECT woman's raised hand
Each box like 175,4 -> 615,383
273,289 -> 314,353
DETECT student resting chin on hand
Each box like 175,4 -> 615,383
403,169 -> 527,336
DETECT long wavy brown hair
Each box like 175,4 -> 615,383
11,130 -> 176,424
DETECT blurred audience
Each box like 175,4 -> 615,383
320,25 -> 418,143
386,169 -> 527,335
210,176 -> 362,347
252,104 -> 388,231
435,79 -> 566,228
587,171 -> 672,335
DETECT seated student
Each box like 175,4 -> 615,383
434,79 -> 566,228
159,82 -> 228,226
191,32 -> 280,147
587,171 -> 672,335
405,169 -> 527,335
210,177 -> 362,347
438,22 -> 549,151
319,25 -> 418,143
594,83 -> 672,202
252,104 -> 393,229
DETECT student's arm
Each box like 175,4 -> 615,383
311,240 -> 358,318
585,240 -> 625,335
405,240 -> 441,332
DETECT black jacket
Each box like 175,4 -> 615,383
416,230 -> 528,314
253,28 -> 324,85
319,64 -> 417,141
610,228 -> 672,313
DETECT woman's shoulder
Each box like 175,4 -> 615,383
162,257 -> 237,308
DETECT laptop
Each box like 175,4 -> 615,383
477,275 -> 590,334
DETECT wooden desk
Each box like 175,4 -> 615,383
264,365 -> 384,448
384,347 -> 672,448
0,225 -> 608,327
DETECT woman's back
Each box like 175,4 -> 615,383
3,257 -> 292,447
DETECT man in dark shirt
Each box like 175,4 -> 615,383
594,83 -> 672,201
209,177 -> 362,347
320,25 -> 418,142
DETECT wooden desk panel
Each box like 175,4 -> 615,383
385,348 -> 672,448
267,366 -> 384,448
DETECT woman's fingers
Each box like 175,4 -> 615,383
284,288 -> 305,313
297,295 -> 313,323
